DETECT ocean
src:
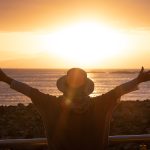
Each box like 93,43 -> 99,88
0,69 -> 150,106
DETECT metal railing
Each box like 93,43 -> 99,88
0,134 -> 150,149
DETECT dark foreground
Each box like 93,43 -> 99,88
0,100 -> 150,149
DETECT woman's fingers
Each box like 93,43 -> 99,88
140,66 -> 144,74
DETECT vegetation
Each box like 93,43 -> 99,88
0,100 -> 150,149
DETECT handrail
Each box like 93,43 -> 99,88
0,134 -> 150,148
0,138 -> 47,148
109,134 -> 150,144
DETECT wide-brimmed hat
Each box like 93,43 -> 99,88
57,68 -> 94,95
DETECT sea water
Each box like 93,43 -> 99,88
0,69 -> 150,105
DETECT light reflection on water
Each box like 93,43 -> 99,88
0,69 -> 149,105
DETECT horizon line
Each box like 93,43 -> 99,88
2,67 -> 149,70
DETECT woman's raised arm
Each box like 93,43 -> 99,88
114,67 -> 150,97
0,68 -> 35,98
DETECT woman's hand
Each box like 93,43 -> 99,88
0,69 -> 12,84
0,69 -> 7,81
137,67 -> 150,83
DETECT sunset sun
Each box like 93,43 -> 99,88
0,0 -> 150,69
39,21 -> 130,67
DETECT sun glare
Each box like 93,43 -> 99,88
39,21 -> 130,67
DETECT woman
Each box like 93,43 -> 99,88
0,67 -> 150,150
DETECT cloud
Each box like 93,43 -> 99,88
0,52 -> 73,68
0,0 -> 150,31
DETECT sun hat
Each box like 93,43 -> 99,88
56,68 -> 94,95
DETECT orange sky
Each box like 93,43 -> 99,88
0,0 -> 150,69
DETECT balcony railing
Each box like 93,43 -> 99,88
0,134 -> 150,150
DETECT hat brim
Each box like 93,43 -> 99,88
57,75 -> 94,95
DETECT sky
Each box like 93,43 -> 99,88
0,0 -> 150,69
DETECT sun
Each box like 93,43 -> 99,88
39,21 -> 130,68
